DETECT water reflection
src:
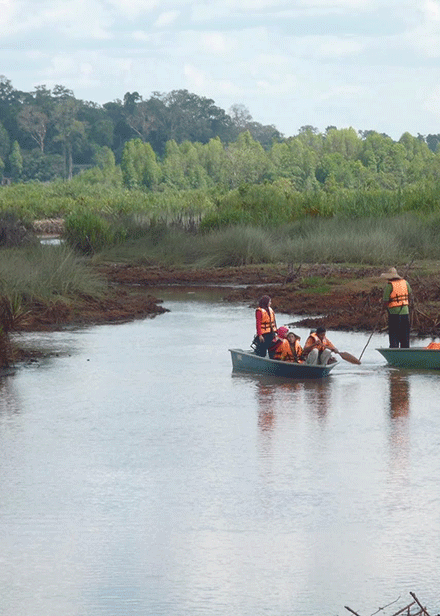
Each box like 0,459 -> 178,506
386,370 -> 411,481
302,378 -> 331,424
256,379 -> 277,433
0,375 -> 21,418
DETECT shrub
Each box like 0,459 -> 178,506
64,209 -> 127,254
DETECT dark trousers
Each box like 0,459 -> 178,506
388,313 -> 410,348
255,332 -> 275,357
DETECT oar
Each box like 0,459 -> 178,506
336,350 -> 361,365
358,311 -> 386,362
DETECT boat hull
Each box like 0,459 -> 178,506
229,348 -> 337,379
376,347 -> 440,370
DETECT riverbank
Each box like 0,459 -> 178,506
11,260 -> 440,337
93,261 -> 440,338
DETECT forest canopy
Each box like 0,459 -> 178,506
1,74 -> 440,193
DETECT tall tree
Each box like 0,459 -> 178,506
53,97 -> 86,179
17,105 -> 48,153
9,140 -> 23,180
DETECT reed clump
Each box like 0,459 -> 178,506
0,244 -> 106,367
95,213 -> 440,268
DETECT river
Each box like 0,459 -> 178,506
1,289 -> 439,616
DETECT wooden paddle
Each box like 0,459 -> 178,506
336,350 -> 361,365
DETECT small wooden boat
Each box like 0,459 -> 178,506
376,347 -> 440,370
229,348 -> 337,379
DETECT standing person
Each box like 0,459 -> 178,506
302,326 -> 338,365
269,326 -> 293,361
381,267 -> 412,348
255,295 -> 277,357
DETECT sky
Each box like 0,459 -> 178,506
2,0 -> 440,140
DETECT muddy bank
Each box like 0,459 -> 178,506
12,261 -> 440,337
17,288 -> 168,332
96,262 -> 440,338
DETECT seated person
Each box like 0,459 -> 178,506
287,331 -> 304,363
269,326 -> 294,361
426,341 -> 440,350
302,326 -> 338,365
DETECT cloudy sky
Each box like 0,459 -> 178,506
2,0 -> 440,139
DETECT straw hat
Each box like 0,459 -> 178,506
380,266 -> 402,280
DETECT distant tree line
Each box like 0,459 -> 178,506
1,74 -> 440,192
0,75 -> 281,182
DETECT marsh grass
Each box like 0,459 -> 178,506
95,225 -> 280,267
0,245 -> 106,302
95,213 -> 440,268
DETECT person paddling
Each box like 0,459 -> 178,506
302,326 -> 338,365
255,295 -> 277,357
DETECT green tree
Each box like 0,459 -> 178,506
0,120 -> 10,160
9,140 -> 23,180
323,127 -> 361,159
161,139 -> 187,188
121,138 -> 161,189
53,97 -> 86,179
225,131 -> 272,188
17,105 -> 48,152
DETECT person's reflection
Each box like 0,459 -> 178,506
388,370 -> 410,419
256,379 -> 276,433
386,370 -> 410,480
303,378 -> 331,424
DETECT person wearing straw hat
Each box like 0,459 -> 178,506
381,266 -> 412,348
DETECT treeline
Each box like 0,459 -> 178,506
0,76 -> 280,182
2,74 -> 440,191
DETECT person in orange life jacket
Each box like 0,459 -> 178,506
426,341 -> 440,350
302,326 -> 338,365
287,331 -> 304,362
269,326 -> 293,360
381,266 -> 412,349
255,295 -> 277,357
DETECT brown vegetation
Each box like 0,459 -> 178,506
94,262 -> 440,338
3,261 -> 440,369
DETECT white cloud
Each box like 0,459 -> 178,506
319,84 -> 368,101
0,0 -> 113,39
199,32 -> 228,54
399,0 -> 440,57
132,30 -> 153,42
424,84 -> 440,117
106,0 -> 159,20
0,0 -> 19,36
289,35 -> 365,60
184,63 -> 242,97
154,10 -> 180,27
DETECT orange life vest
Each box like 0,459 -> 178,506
426,342 -> 440,350
307,331 -> 331,352
388,279 -> 409,309
290,339 -> 304,362
257,307 -> 276,334
273,338 -> 293,361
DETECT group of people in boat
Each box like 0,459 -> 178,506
254,294 -> 339,365
255,266 -> 440,361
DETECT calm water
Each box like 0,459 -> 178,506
1,291 -> 440,616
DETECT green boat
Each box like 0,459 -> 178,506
376,347 -> 440,370
229,348 -> 337,379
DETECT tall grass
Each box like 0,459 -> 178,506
0,244 -> 106,301
95,214 -> 440,267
